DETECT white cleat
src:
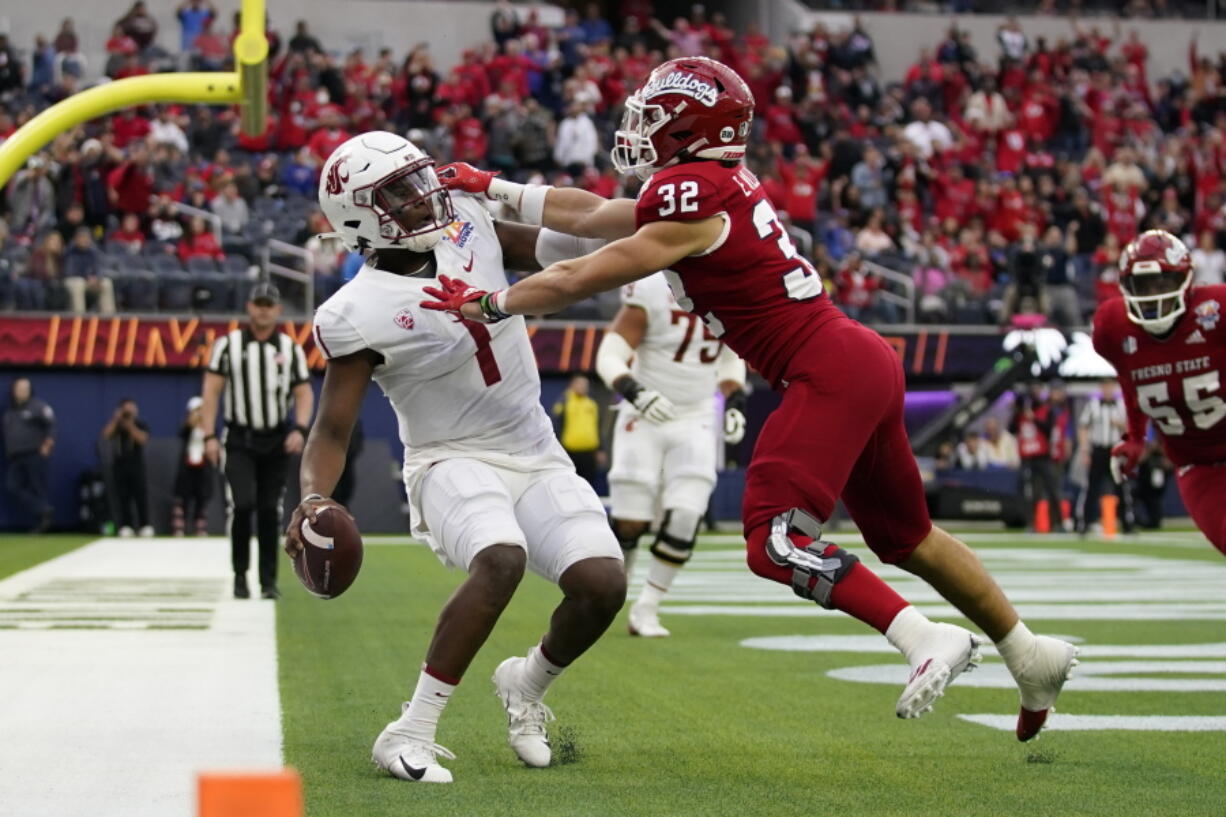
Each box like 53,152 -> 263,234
492,657 -> 554,768
371,710 -> 455,783
896,624 -> 983,719
627,603 -> 671,638
1013,636 -> 1080,742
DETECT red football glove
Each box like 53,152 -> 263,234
421,274 -> 487,316
1110,437 -> 1145,484
436,162 -> 500,197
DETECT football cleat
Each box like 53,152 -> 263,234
627,603 -> 670,638
1012,636 -> 1080,742
896,623 -> 983,719
371,714 -> 455,783
492,657 -> 554,768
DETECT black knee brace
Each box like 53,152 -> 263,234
764,508 -> 859,608
649,509 -> 701,565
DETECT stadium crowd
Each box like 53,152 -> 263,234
0,1 -> 1225,324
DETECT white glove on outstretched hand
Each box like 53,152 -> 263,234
723,407 -> 746,444
631,388 -> 677,424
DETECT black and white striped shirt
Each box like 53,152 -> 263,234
207,329 -> 309,432
1079,397 -> 1126,449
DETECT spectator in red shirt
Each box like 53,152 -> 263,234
306,107 -> 350,164
109,213 -> 146,254
763,86 -> 802,151
112,108 -> 151,149
934,163 -> 976,224
192,17 -> 228,70
451,104 -> 488,163
178,217 -> 224,263
776,144 -> 827,237
106,143 -> 154,218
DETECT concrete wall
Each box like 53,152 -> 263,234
0,1 -> 562,82
755,0 -> 1226,89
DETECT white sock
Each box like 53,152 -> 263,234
995,620 -> 1037,674
637,558 -> 681,609
520,644 -> 565,702
883,605 -> 930,662
396,667 -> 456,744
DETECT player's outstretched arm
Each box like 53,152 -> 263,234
424,217 -> 723,321
439,162 -> 636,240
285,350 -> 377,556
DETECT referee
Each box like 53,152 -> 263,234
200,283 -> 313,599
1076,377 -> 1135,535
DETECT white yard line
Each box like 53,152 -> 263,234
0,538 -> 282,817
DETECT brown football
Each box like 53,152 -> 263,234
292,506 -> 363,599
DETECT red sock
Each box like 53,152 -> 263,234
746,528 -> 909,634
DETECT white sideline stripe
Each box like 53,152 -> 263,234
959,714 -> 1226,732
0,537 -> 282,817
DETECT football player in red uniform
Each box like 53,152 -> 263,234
425,57 -> 1076,740
1092,229 -> 1226,556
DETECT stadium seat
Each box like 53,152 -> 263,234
118,268 -> 159,311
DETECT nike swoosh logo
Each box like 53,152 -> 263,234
908,658 -> 933,685
399,757 -> 427,781
463,252 -> 474,272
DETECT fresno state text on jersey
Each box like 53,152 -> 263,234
1093,284 -> 1226,468
634,162 -> 841,386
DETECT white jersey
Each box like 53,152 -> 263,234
621,272 -> 725,415
312,195 -> 563,534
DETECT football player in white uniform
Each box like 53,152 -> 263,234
283,132 -> 625,783
597,272 -> 747,637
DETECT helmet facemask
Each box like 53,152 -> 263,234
612,94 -> 668,180
1121,262 -> 1192,335
353,158 -> 455,253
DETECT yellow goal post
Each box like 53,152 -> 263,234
0,0 -> 269,187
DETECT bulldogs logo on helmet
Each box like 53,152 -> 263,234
318,131 -> 454,254
612,57 -> 755,179
1118,229 -> 1195,335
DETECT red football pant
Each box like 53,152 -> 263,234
742,316 -> 933,562
1176,463 -> 1226,556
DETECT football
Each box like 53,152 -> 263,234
292,506 -> 364,599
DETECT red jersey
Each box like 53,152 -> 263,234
1093,286 -> 1226,468
635,161 -> 840,386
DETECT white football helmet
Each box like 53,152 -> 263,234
318,131 -> 454,253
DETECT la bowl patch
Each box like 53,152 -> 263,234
394,308 -> 415,330
445,221 -> 476,249
1195,299 -> 1219,331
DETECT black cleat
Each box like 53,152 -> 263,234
260,585 -> 281,601
234,574 -> 250,599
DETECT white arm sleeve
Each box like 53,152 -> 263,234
715,345 -> 747,388
595,330 -> 635,390
535,227 -> 607,268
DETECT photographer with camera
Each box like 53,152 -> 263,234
102,397 -> 152,537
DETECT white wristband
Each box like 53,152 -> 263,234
487,178 -> 551,225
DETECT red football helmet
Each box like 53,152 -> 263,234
1118,229 -> 1194,334
611,56 -> 755,179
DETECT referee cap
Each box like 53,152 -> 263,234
249,282 -> 281,305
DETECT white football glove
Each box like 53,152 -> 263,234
631,388 -> 677,424
723,407 -> 746,444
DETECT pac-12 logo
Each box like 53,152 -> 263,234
325,155 -> 349,195
1195,300 -> 1220,331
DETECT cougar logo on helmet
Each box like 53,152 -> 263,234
325,156 -> 350,196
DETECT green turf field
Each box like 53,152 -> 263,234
277,531 -> 1226,817
0,534 -> 94,581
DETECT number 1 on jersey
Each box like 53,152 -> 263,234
751,199 -> 822,301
